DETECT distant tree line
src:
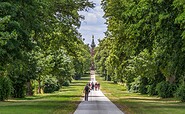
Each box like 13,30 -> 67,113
95,0 -> 185,102
0,0 -> 94,101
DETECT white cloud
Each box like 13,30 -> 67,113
86,13 -> 98,24
78,0 -> 107,45
78,24 -> 107,45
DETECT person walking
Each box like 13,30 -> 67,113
84,84 -> 90,101
91,82 -> 94,90
95,82 -> 98,91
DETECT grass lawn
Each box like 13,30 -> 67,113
96,75 -> 185,114
0,75 -> 89,114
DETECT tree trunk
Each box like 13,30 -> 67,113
166,75 -> 176,84
38,77 -> 41,94
26,81 -> 33,96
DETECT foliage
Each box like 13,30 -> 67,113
130,76 -> 140,93
94,37 -> 113,81
0,76 -> 12,101
147,84 -> 157,96
175,83 -> 185,102
0,75 -> 90,114
51,48 -> 74,86
130,76 -> 148,94
156,81 -> 176,98
72,41 -> 91,80
98,0 -> 185,98
62,80 -> 70,86
97,75 -> 185,114
0,0 -> 94,98
43,75 -> 59,93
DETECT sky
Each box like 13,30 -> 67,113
78,0 -> 107,45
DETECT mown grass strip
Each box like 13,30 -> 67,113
96,75 -> 185,114
0,75 -> 89,114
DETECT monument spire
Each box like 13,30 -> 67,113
90,35 -> 96,70
91,35 -> 96,48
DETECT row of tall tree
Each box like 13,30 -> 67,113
0,0 -> 93,101
95,0 -> 185,101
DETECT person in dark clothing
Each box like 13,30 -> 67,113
95,82 -> 98,91
84,84 -> 90,101
91,82 -> 94,90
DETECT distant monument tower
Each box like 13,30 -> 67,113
90,35 -> 96,70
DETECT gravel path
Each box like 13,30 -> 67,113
74,70 -> 124,114
74,90 -> 124,114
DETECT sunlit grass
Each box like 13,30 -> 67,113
96,75 -> 185,114
0,75 -> 89,114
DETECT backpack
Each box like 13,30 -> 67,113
85,85 -> 89,92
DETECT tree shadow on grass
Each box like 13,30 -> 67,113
28,94 -> 83,100
123,97 -> 180,103
111,97 -> 185,112
6,94 -> 83,101
72,81 -> 88,84
40,94 -> 83,98
0,100 -> 81,114
8,96 -> 43,101
111,98 -> 185,114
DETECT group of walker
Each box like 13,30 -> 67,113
83,81 -> 100,101
89,81 -> 100,91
